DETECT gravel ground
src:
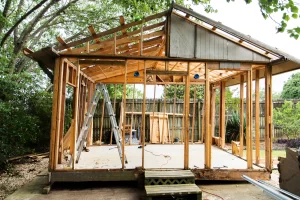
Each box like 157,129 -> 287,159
0,157 -> 48,200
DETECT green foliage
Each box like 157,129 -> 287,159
106,84 -> 143,99
0,73 -> 52,171
273,100 -> 300,138
281,72 -> 300,99
225,112 -> 246,143
164,85 -> 204,99
226,0 -> 300,39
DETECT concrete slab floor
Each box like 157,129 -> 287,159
6,174 -> 274,200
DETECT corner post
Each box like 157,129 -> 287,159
184,62 -> 191,169
265,65 -> 272,172
239,74 -> 244,157
246,69 -> 253,169
204,63 -> 211,169
219,81 -> 226,148
255,70 -> 260,164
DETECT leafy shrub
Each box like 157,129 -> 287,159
286,138 -> 300,148
273,101 -> 300,139
0,73 -> 52,171
225,112 -> 246,143
277,138 -> 288,144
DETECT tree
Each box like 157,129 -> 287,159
273,100 -> 300,138
281,72 -> 300,99
164,85 -> 204,99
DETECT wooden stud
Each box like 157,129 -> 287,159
265,65 -> 272,172
114,32 -> 117,55
162,67 -> 167,144
99,98 -> 105,146
210,87 -> 216,140
150,85 -> 156,143
49,58 -> 61,170
172,85 -> 177,143
204,63 -> 211,169
198,99 -> 201,142
122,61 -> 128,169
71,59 -> 80,169
54,58 -> 65,169
219,81 -> 226,148
239,74 -> 244,157
255,70 -> 260,164
201,102 -> 205,143
142,61 -> 146,169
58,62 -> 68,164
130,84 -> 136,145
184,62 -> 191,169
110,84 -> 117,145
87,82 -> 94,146
246,69 -> 253,169
140,22 -> 144,56
191,87 -> 197,143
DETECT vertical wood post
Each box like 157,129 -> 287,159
210,87 -> 216,141
239,74 -> 244,157
142,60 -> 146,168
191,87 -> 197,143
162,84 -> 167,144
71,59 -> 80,169
198,100 -> 201,142
201,102 -> 205,143
265,65 -> 273,172
150,85 -> 156,143
49,58 -> 62,170
87,82 -> 94,146
172,85 -> 177,143
219,81 -> 226,148
122,61 -> 128,169
184,62 -> 190,169
255,70 -> 260,164
130,84 -> 135,145
204,63 -> 211,169
246,69 -> 253,169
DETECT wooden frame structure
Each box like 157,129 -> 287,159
25,3 -> 300,182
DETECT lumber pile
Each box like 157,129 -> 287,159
278,147 -> 300,196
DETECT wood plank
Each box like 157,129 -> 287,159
184,62 -> 191,169
88,25 -> 100,43
246,69 -> 253,169
162,81 -> 167,144
239,74 -> 244,157
201,101 -> 205,143
110,84 -> 117,145
150,85 -> 156,143
204,63 -> 211,169
146,70 -> 188,76
255,70 -> 260,164
265,65 -> 272,172
145,184 -> 201,196
219,81 -> 225,148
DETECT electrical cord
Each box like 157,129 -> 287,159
202,190 -> 224,200
144,149 -> 172,168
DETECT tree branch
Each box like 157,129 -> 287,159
0,0 -> 49,48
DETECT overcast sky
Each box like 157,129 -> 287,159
142,0 -> 300,98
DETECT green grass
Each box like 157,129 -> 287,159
242,150 -> 286,159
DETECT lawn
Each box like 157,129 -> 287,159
242,150 -> 286,159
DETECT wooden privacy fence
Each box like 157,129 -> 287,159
91,99 -> 295,144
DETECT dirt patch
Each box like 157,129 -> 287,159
0,158 -> 48,200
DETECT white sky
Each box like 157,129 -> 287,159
140,0 -> 300,98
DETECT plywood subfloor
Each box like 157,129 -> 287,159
57,144 -> 261,170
